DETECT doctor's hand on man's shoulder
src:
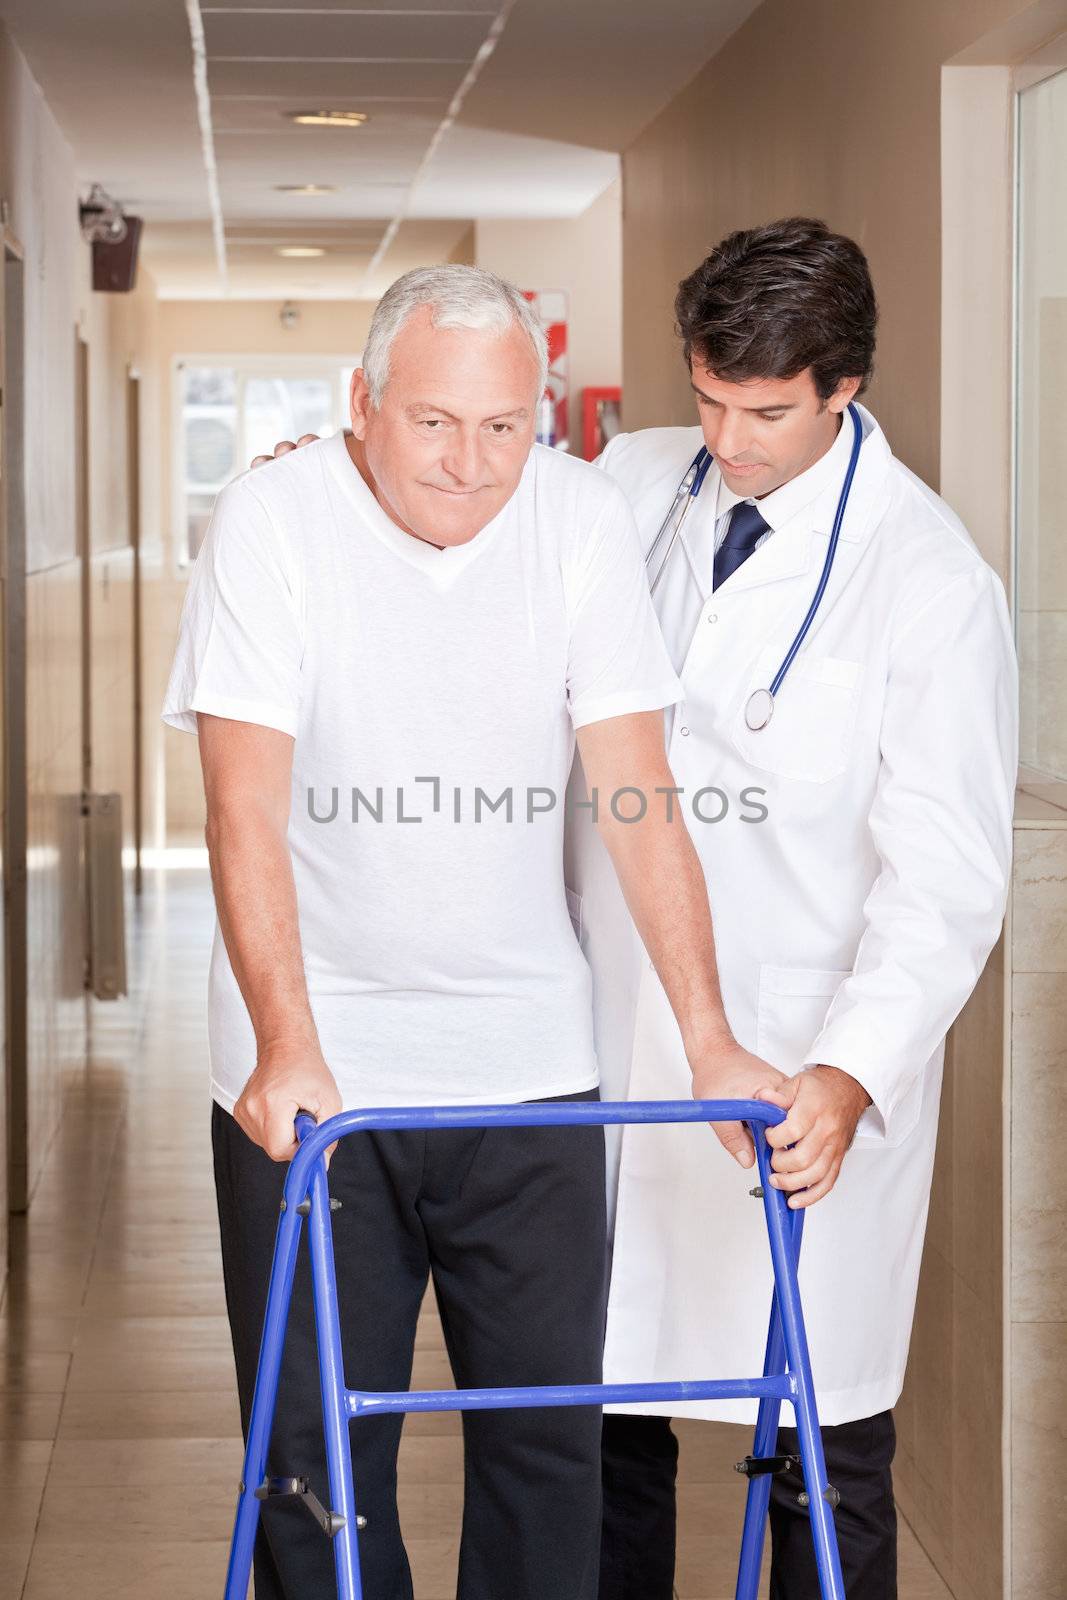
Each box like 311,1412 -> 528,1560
689,1039 -> 788,1173
756,1067 -> 872,1209
251,434 -> 320,469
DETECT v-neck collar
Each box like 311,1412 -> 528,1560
323,429 -> 509,585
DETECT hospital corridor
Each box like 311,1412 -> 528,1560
0,3 -> 1065,1599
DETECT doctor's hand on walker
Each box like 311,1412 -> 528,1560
755,1067 -> 872,1208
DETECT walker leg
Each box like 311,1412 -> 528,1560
223,1193 -> 308,1600
306,1157 -> 364,1600
734,1207 -> 802,1600
754,1138 -> 846,1600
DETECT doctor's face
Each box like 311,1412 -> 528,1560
348,307 -> 540,547
689,364 -> 860,500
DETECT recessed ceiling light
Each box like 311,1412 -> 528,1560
287,111 -> 368,128
274,184 -> 337,196
276,246 -> 326,258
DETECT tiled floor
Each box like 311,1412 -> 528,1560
0,870 -> 952,1598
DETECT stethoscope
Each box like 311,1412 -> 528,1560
644,401 -> 864,731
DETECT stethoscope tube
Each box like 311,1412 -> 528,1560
766,403 -> 864,701
645,449 -> 715,597
644,403 -> 865,731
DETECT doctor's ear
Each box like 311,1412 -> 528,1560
826,375 -> 864,415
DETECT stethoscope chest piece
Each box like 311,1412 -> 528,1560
744,688 -> 775,732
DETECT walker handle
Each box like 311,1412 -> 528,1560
291,1098 -> 786,1155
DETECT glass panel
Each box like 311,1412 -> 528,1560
243,376 -> 336,462
181,365 -> 236,562
1016,67 -> 1067,778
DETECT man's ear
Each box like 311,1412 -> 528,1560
827,375 -> 863,415
350,368 -> 373,438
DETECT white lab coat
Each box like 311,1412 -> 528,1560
564,406 -> 1017,1425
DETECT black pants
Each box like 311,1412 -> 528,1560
600,1410 -> 897,1600
213,1092 -> 607,1600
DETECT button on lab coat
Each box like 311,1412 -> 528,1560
563,406 -> 1017,1424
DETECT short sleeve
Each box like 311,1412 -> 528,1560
162,476 -> 304,738
564,479 -> 683,730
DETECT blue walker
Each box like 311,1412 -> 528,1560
223,1099 -> 846,1600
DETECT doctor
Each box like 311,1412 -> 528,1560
577,217 -> 1017,1600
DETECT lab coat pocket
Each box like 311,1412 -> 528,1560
731,654 -> 862,783
756,964 -> 852,1075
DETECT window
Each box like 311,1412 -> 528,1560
175,357 -> 356,564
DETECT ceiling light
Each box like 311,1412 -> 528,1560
288,111 -> 368,128
274,184 -> 336,196
276,246 -> 326,258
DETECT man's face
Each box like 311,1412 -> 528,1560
689,363 -> 861,500
349,306 -> 540,547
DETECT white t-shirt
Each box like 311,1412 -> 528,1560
163,430 -> 682,1112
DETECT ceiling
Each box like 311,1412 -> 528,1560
0,0 -> 761,299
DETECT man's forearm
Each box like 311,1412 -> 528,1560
205,801 -> 318,1053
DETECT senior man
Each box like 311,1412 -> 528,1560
164,265 -> 781,1600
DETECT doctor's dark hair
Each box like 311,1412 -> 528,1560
674,218 -> 877,402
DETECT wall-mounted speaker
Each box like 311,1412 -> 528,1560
92,216 -> 143,293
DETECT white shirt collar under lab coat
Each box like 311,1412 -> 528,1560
713,409 -> 856,534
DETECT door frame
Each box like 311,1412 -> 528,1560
127,367 -> 143,895
1,212 -> 27,1223
75,331 -> 92,997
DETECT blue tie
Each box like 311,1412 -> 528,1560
713,501 -> 770,590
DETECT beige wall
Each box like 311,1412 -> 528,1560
448,224 -> 476,266
619,0 -> 1046,492
894,945 -> 1007,1600
155,299 -> 376,844
1,23 -> 161,1204
476,179 -> 622,451
1005,818 -> 1067,1600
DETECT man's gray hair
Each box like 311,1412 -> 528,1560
362,264 -> 548,407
